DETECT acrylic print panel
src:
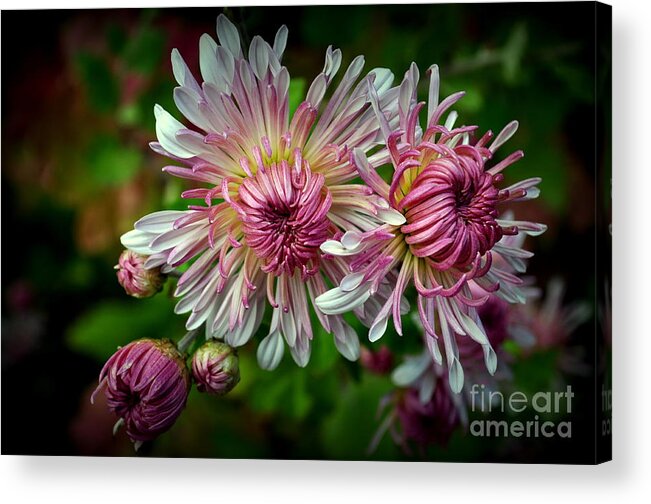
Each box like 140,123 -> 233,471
1,2 -> 611,463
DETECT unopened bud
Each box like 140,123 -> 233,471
116,249 -> 165,298
92,338 -> 190,446
192,341 -> 240,396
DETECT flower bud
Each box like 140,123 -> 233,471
191,341 -> 240,396
116,249 -> 165,298
91,338 -> 190,446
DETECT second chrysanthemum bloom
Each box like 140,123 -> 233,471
121,15 -> 400,369
316,64 -> 546,392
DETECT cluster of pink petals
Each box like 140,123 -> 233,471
121,15 -> 402,370
316,64 -> 546,392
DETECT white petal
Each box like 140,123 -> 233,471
340,230 -> 363,249
248,36 -> 270,79
134,211 -> 186,234
368,296 -> 393,342
273,25 -> 288,59
174,281 -> 207,314
226,302 -> 261,347
275,67 -> 290,101
154,105 -> 195,158
257,331 -> 285,371
144,253 -> 167,269
377,207 -> 406,226
215,46 -> 235,90
391,353 -> 430,387
216,14 -> 242,58
483,345 -> 498,375
427,64 -> 440,125
320,240 -> 358,256
448,358 -> 465,394
280,308 -> 297,347
323,46 -> 342,80
369,67 -> 394,94
346,55 -> 365,80
459,312 -> 490,346
185,302 -> 213,331
174,86 -> 207,131
399,74 -> 413,119
171,48 -> 201,93
199,33 -> 220,87
150,223 -> 206,252
289,333 -> 311,368
368,313 -> 389,343
444,110 -> 458,131
340,272 -> 365,292
490,120 -> 519,152
332,321 -> 360,361
306,73 -> 328,107
120,229 -> 154,255
425,334 -> 443,365
497,219 -> 547,236
315,286 -> 370,315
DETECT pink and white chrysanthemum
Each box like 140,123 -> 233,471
316,64 -> 546,392
121,15 -> 400,369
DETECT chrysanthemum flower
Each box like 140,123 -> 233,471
121,15 -> 400,369
316,64 -> 546,392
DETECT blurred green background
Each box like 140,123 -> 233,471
1,4 -> 604,460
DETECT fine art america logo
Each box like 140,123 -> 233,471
469,384 -> 574,438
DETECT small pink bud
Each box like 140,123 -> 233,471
191,341 -> 240,396
116,249 -> 165,298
